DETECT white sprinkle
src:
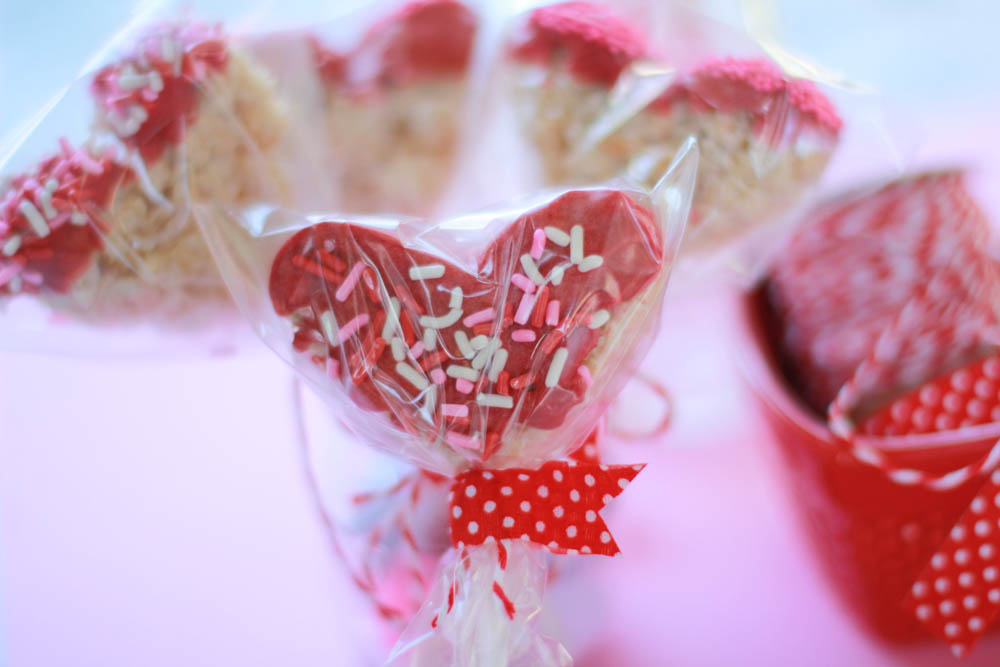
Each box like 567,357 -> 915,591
35,189 -> 56,220
381,297 -> 401,339
2,235 -> 21,256
70,211 -> 89,225
319,311 -> 339,345
391,337 -> 407,361
420,308 -> 462,329
408,264 -> 445,280
549,264 -> 565,285
545,226 -> 570,246
470,335 -> 490,350
578,255 -> 604,273
471,343 -> 497,371
18,201 -> 49,237
148,70 -> 163,93
422,327 -> 437,351
44,178 -> 58,192
447,365 -> 479,381
520,254 -> 546,286
396,362 -> 429,390
588,309 -> 610,329
117,72 -> 154,91
488,348 -> 508,382
476,393 -> 514,409
449,286 -> 463,309
422,385 -> 437,415
546,348 -> 569,388
454,331 -> 475,358
570,225 -> 583,264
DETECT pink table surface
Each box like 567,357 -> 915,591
4,289 -> 1000,666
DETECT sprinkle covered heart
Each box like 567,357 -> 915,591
269,189 -> 665,463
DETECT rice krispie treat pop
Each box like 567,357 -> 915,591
313,0 -> 476,216
508,1 -> 841,252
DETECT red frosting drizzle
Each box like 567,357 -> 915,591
509,1 -> 647,86
0,140 -> 130,296
91,23 -> 229,163
315,0 -> 476,91
269,190 -> 663,458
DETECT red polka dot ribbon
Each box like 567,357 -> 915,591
448,460 -> 644,557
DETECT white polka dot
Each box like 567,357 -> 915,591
632,464 -> 643,472
972,497 -> 987,513
981,544 -> 996,560
990,589 -> 1000,603
976,520 -> 992,537
599,464 -> 609,472
484,500 -> 496,513
959,572 -> 975,588
940,599 -> 956,616
912,581 -> 929,598
581,546 -> 592,554
518,473 -> 529,481
457,540 -> 465,549
916,604 -> 933,620
964,595 -> 980,610
553,506 -> 564,518
932,553 -> 948,569
956,549 -> 971,566
945,622 -> 961,638
553,470 -> 564,482
952,370 -> 973,392
567,548 -> 579,556
537,485 -> 549,498
482,471 -> 494,480
585,510 -> 597,523
566,525 -> 577,538
548,541 -> 559,549
502,516 -> 514,528
618,478 -> 629,490
970,617 -> 985,632
569,489 -> 580,502
520,500 -> 531,512
952,525 -> 967,541
535,521 -> 545,532
920,385 -> 942,405
501,486 -> 513,496
584,474 -> 595,487
452,506 -> 462,519
465,485 -> 477,498
985,566 -> 998,582
520,534 -> 530,541
995,492 -> 1000,508
600,531 -> 611,544
468,521 -> 479,535
935,577 -> 952,594
602,493 -> 613,505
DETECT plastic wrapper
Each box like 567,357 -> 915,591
741,170 -> 1000,656
198,130 -> 697,662
502,1 -> 843,260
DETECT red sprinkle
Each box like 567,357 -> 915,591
497,371 -> 511,396
492,582 -> 515,620
292,255 -> 343,284
532,285 -> 549,328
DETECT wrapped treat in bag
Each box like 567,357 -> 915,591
311,0 -> 478,215
505,1 -> 842,256
199,142 -> 696,663
743,170 -> 1000,655
0,19 -> 290,336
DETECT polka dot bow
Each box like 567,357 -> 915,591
448,460 -> 644,557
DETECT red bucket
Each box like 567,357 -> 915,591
738,285 -> 1000,643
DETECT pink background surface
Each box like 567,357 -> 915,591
5,292 -> 1000,666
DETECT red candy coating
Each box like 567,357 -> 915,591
91,23 -> 229,163
269,190 -> 663,457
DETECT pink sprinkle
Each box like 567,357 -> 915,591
442,403 -> 470,418
514,292 -> 536,325
446,431 -> 480,451
409,341 -> 424,358
577,365 -> 593,388
546,300 -> 560,326
336,313 -> 370,342
463,308 -> 495,328
512,329 -> 537,343
530,228 -> 546,260
511,273 -> 536,295
0,262 -> 24,287
455,378 -> 475,394
325,358 -> 340,380
335,262 -> 366,302
430,368 -> 447,384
